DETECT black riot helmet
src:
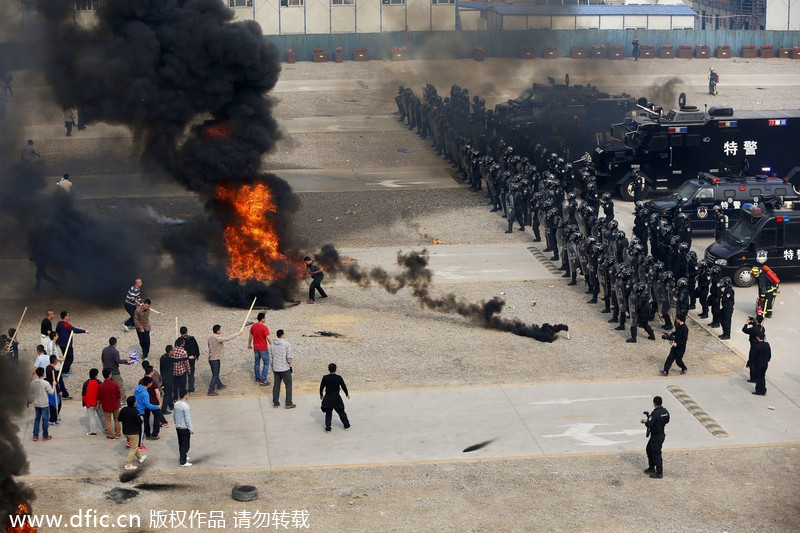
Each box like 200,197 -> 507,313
601,192 -> 612,202
686,250 -> 698,262
634,200 -> 644,210
678,242 -> 690,253
654,261 -> 665,272
567,192 -> 576,201
697,259 -> 709,269
608,220 -> 619,230
710,265 -> 722,276
677,277 -> 688,288
662,270 -> 675,281
643,255 -> 655,266
717,276 -> 732,288
633,281 -> 647,293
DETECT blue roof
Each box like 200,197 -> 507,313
487,5 -> 698,16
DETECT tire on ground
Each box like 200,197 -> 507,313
231,485 -> 259,502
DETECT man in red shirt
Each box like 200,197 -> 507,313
98,369 -> 122,439
82,368 -> 103,435
248,313 -> 272,385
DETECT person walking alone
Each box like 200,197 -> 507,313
304,256 -> 328,304
174,390 -> 193,467
320,363 -> 350,432
271,330 -> 294,409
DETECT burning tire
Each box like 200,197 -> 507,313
231,485 -> 259,502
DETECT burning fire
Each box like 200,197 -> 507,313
203,122 -> 233,139
216,183 -> 287,281
6,503 -> 36,533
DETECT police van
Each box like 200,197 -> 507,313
704,199 -> 800,286
646,173 -> 799,231
592,94 -> 800,200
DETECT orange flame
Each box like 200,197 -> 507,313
216,183 -> 287,281
430,238 -> 445,244
5,503 -> 36,533
203,122 -> 233,139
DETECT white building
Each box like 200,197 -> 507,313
485,4 -> 697,31
226,0 -> 457,34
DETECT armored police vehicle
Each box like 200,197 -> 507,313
646,173 -> 799,232
592,94 -> 800,200
493,75 -> 637,157
705,199 -> 800,286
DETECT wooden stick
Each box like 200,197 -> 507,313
240,297 -> 257,332
53,330 -> 74,396
175,316 -> 179,338
8,306 -> 27,345
148,307 -> 164,316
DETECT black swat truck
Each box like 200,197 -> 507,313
705,198 -> 800,286
493,75 -> 637,158
646,172 -> 800,232
592,94 -> 800,200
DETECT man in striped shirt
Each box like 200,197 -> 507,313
123,279 -> 143,332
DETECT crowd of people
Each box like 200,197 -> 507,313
20,277 -> 352,471
397,82 -> 777,384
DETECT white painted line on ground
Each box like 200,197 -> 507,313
529,394 -> 652,405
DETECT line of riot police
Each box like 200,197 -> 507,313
395,83 -> 736,342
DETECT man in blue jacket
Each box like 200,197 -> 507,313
132,377 -> 160,447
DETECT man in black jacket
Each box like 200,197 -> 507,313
751,335 -> 771,396
176,327 -> 200,394
319,363 -> 350,433
660,315 -> 688,376
643,396 -> 670,478
742,316 -> 766,384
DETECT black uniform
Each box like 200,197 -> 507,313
720,285 -> 735,338
645,406 -> 670,476
628,291 -> 655,342
751,340 -> 771,395
663,321 -> 688,374
742,321 -> 766,383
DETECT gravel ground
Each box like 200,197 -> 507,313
26,445 -> 800,533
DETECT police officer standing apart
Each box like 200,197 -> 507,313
633,171 -> 647,202
642,396 -> 670,479
742,315 -> 766,384
751,334 -> 771,396
718,277 -> 735,340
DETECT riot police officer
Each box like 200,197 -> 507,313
713,206 -> 729,241
654,269 -> 673,330
601,192 -> 615,221
566,231 -> 581,286
660,315 -> 688,376
675,277 -> 691,318
627,282 -> 656,343
718,277 -> 735,340
642,396 -> 670,479
695,259 -> 712,318
708,265 -> 723,327
633,170 -> 647,202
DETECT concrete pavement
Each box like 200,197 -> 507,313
17,373 -> 798,478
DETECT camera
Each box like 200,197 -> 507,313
661,332 -> 674,341
641,411 -> 650,424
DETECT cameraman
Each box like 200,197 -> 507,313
742,315 -> 765,384
659,314 -> 688,376
642,396 -> 670,478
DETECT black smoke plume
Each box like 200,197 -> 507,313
40,0 -> 298,307
316,245 -> 568,342
0,355 -> 34,529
